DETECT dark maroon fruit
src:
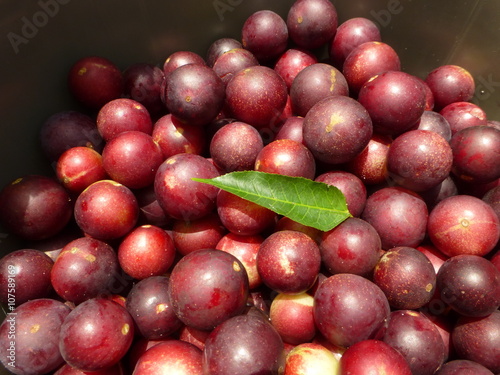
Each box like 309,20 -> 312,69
361,187 -> 429,250
0,249 -> 54,306
165,63 -> 225,126
39,110 -> 104,162
163,50 -> 206,77
320,217 -> 381,277
241,10 -> 288,63
313,273 -> 390,348
225,65 -> 288,129
374,246 -> 436,310
210,121 -> 264,172
424,64 -> 475,111
290,62 -> 349,117
206,37 -> 243,67
274,48 -> 318,89
387,129 -> 453,192
125,275 -> 182,340
0,175 -> 73,241
450,125 -> 500,184
440,101 -> 488,135
50,236 -> 120,304
254,138 -> 316,179
154,153 -> 220,221
274,116 -> 305,144
257,230 -> 321,294
59,297 -> 135,372
415,110 -> 452,141
483,185 -> 500,221
96,98 -> 153,142
435,360 -> 495,375
427,194 -> 500,257
202,313 -> 284,375
382,310 -> 446,375
0,299 -> 71,375
67,56 -> 123,110
451,310 -> 500,373
436,254 -> 500,317
212,48 -> 259,85
302,95 -> 373,165
357,70 -> 427,136
168,249 -> 249,331
74,179 -> 139,240
286,0 -> 338,50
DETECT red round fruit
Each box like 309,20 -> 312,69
439,101 -> 488,135
163,50 -> 206,77
59,297 -> 134,372
257,230 -> 321,294
0,175 -> 73,241
212,48 -> 259,86
74,179 -> 139,240
434,360 -> 495,375
427,195 -> 500,257
67,56 -> 123,110
206,37 -> 243,67
118,225 -> 176,280
274,48 -> 318,89
303,95 -> 373,165
416,110 -> 452,141
167,249 -> 249,331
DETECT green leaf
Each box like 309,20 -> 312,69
193,171 -> 351,232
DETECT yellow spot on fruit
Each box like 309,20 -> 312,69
461,218 -> 470,228
185,96 -> 192,103
12,178 -> 23,185
122,324 -> 130,335
330,69 -> 337,92
166,158 -> 176,164
233,261 -> 241,272
426,283 -> 433,292
85,254 -> 96,262
325,114 -> 343,132
297,16 -> 303,23
156,304 -> 167,314
78,67 -> 87,75
30,324 -> 40,333
70,247 -> 80,254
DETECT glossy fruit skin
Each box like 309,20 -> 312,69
212,48 -> 259,86
313,273 -> 390,348
0,249 -> 54,306
225,65 -> 288,129
152,113 -> 206,159
241,10 -> 288,63
290,62 -> 349,117
67,56 -> 123,110
39,110 -> 104,162
59,297 -> 134,372
427,195 -> 500,257
338,339 -> 412,375
286,0 -> 338,50
361,187 -> 429,250
56,146 -> 108,194
257,230 -> 321,294
342,41 -> 401,95
434,359 -> 495,375
416,110 -> 452,141
303,95 -> 373,165
0,175 -> 73,241
451,310 -> 500,373
96,98 -> 153,142
436,254 -> 500,317
125,276 -> 183,340
117,224 -> 176,280
274,48 -> 318,89
424,64 -> 475,111
51,236 -> 120,305
329,17 -> 381,69
168,249 -> 249,331
439,101 -> 488,135
255,139 -> 316,179
165,63 -> 225,126
382,310 -> 446,375
358,70 -> 427,136
319,217 -> 381,277
74,180 -> 139,240
101,130 -> 164,189
0,298 -> 71,375
450,125 -> 500,184
206,37 -> 243,67
133,339 -> 203,375
54,363 -> 125,375
154,153 -> 220,221
202,313 -> 284,375
210,121 -> 264,173
163,50 -> 207,77
284,342 -> 340,375
387,129 -> 453,192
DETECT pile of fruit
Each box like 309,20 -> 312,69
0,0 -> 499,374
